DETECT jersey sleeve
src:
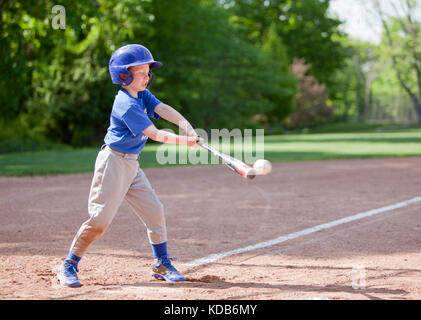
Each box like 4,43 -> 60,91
143,89 -> 161,120
122,104 -> 154,136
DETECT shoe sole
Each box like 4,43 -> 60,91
152,273 -> 185,282
56,272 -> 82,288
57,278 -> 82,287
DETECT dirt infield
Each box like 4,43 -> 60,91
1,157 -> 421,300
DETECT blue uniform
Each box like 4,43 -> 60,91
58,44 -> 186,288
104,88 -> 161,154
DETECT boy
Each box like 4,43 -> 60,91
57,44 -> 202,287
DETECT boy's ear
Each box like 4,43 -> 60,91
120,73 -> 128,80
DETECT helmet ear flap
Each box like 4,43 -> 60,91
109,66 -> 134,86
118,68 -> 134,86
147,70 -> 154,87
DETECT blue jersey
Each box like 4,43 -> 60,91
104,88 -> 161,154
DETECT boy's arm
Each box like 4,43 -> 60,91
154,103 -> 197,137
142,124 -> 202,147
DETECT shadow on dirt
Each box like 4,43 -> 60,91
50,272 -> 409,300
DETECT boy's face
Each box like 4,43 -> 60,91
126,64 -> 151,92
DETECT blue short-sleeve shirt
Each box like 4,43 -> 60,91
104,88 -> 161,154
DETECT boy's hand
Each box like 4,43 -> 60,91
187,136 -> 204,149
143,124 -> 203,147
181,129 -> 198,138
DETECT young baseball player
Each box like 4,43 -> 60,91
57,44 -> 202,287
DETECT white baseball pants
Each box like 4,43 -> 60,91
69,145 -> 167,257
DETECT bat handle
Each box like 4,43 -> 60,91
196,139 -> 209,150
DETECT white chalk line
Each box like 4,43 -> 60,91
184,196 -> 421,267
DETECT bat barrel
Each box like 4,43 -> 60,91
197,140 -> 256,181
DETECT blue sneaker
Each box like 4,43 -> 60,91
152,256 -> 185,282
57,260 -> 81,287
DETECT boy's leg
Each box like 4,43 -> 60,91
125,168 -> 185,282
125,167 -> 167,246
57,148 -> 137,287
70,149 -> 137,257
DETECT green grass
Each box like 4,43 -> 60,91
0,128 -> 420,176
304,121 -> 415,134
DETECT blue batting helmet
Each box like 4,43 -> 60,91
109,44 -> 162,86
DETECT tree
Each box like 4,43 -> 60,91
260,23 -> 297,127
366,0 -> 421,124
1,0 -> 298,148
151,0 -> 296,131
0,0 -> 50,118
285,58 -> 334,130
346,39 -> 381,121
14,0 -> 156,145
219,0 -> 349,98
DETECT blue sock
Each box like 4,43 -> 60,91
65,252 -> 81,265
151,242 -> 168,258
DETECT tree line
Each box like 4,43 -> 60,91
0,0 -> 419,151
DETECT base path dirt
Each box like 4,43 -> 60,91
1,157 -> 421,300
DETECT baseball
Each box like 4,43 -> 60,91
253,159 -> 272,175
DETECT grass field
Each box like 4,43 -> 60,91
0,128 -> 420,176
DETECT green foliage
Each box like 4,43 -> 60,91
368,1 -> 421,124
0,0 -> 46,118
1,0 -> 298,149
4,0 -> 417,153
222,0 -> 349,97
380,18 -> 420,92
25,0 -> 156,145
331,13 -> 420,125
285,58 -> 334,130
0,116 -> 68,153
150,0 -> 295,130
260,23 -> 297,125
329,37 -> 379,122
371,18 -> 421,123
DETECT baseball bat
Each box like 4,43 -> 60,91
197,141 -> 256,181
